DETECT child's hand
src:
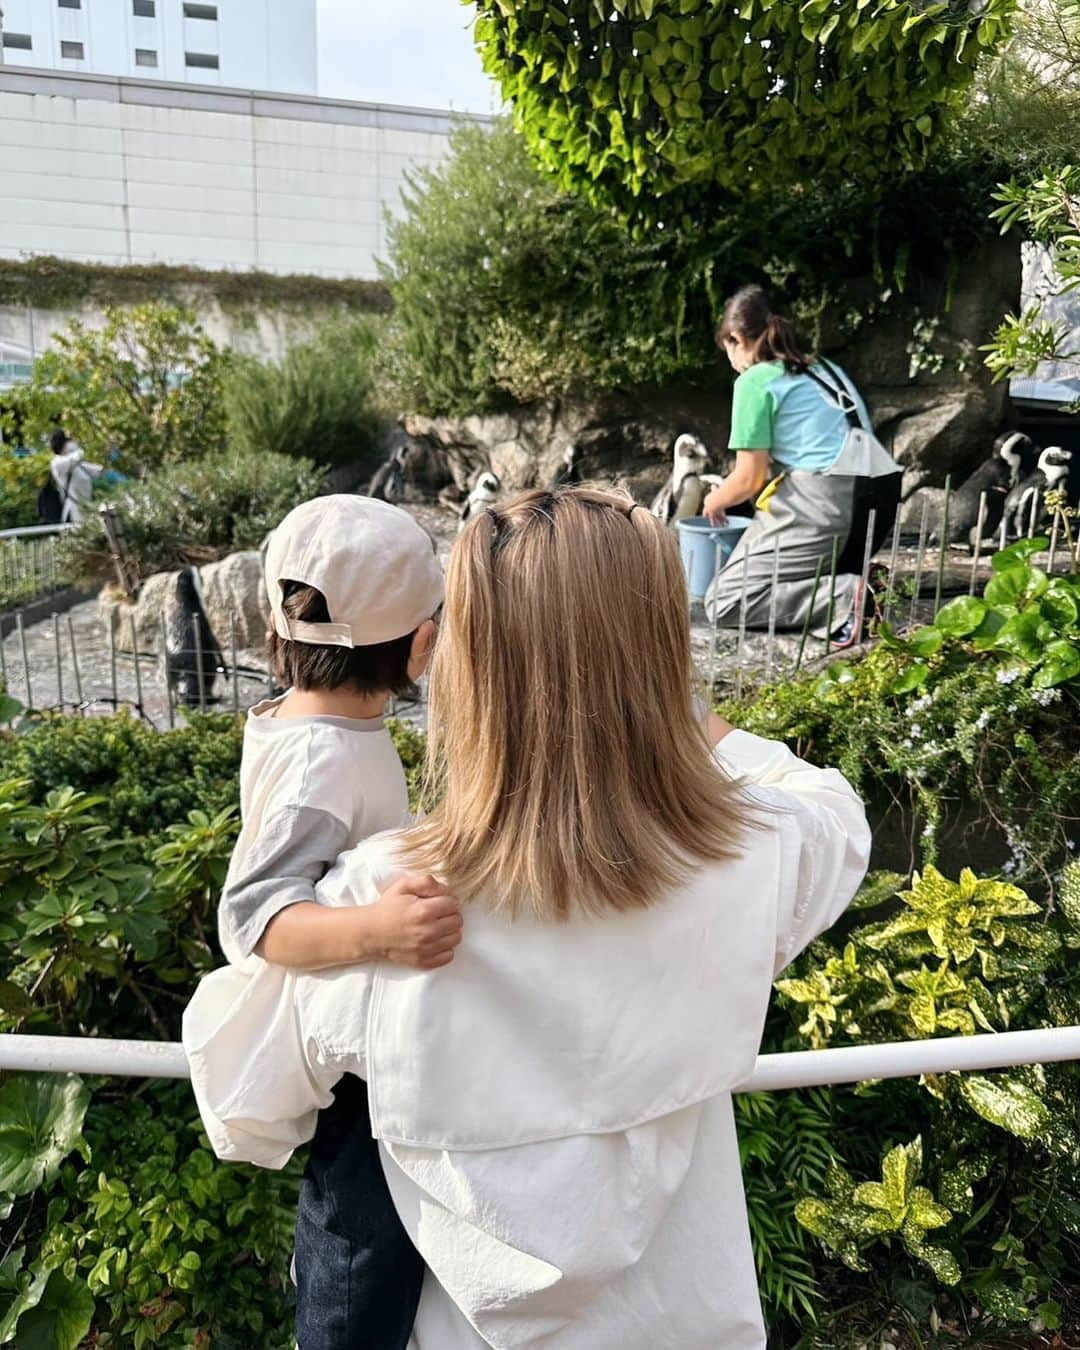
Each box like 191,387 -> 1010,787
369,874 -> 463,970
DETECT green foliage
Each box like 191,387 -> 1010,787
983,163 -> 1080,385
0,254 -> 390,317
60,445 -> 324,586
382,121 -> 714,414
0,1076 -> 89,1198
8,304 -> 228,473
0,712 -> 244,841
0,451 -> 50,531
469,0 -> 1016,224
226,320 -> 384,469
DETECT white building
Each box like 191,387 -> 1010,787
0,0 -> 316,95
0,64 -> 480,278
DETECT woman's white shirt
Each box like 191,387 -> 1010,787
184,731 -> 871,1350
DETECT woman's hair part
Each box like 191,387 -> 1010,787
717,285 -> 811,374
405,486 -> 757,921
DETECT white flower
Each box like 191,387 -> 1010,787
996,667 -> 1022,685
974,710 -> 991,730
1032,687 -> 1062,707
910,723 -> 922,738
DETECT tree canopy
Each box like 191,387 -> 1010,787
470,0 -> 1018,223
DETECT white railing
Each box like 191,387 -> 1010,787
3,1025 -> 1080,1091
0,523 -> 75,540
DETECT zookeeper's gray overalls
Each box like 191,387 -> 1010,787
704,363 -> 900,639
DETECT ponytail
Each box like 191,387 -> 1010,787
716,286 -> 812,374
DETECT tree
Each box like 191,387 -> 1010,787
11,303 -> 228,471
469,0 -> 1017,224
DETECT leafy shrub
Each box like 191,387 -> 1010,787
471,0 -> 1014,223
226,320 -> 384,469
60,445 -> 325,585
0,450 -> 50,531
7,304 -> 228,473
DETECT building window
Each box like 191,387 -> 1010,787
185,51 -> 219,69
58,0 -> 82,9
60,40 -> 85,58
1,33 -> 33,50
135,48 -> 158,67
183,3 -> 218,18
132,0 -> 155,16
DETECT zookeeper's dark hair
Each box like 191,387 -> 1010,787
716,286 -> 812,374
267,580 -> 416,697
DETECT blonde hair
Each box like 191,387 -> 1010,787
405,486 -> 753,920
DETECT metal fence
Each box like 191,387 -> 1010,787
3,1024 -> 1079,1093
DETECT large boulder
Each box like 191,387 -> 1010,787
99,571 -> 178,654
200,550 -> 269,652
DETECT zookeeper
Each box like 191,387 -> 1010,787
703,286 -> 902,645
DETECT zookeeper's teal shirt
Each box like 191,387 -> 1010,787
729,360 -> 871,473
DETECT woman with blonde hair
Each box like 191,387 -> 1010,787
185,486 -> 870,1349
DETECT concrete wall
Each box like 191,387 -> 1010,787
0,66 -> 476,278
0,0 -> 317,95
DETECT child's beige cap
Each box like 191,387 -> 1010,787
265,495 -> 443,648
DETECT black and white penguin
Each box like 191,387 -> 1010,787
458,471 -> 501,532
650,434 -> 710,524
367,445 -> 408,503
1003,446 -> 1073,540
548,443 -> 583,489
943,432 -> 1034,549
165,566 -> 223,708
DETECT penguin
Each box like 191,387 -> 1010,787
942,432 -> 1034,549
367,445 -> 408,503
165,566 -> 224,708
548,443 -> 583,489
650,434 -> 710,524
458,471 -> 501,532
1003,446 -> 1073,540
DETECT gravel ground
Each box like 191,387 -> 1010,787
0,499 -> 1003,730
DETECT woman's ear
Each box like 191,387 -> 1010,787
407,618 -> 437,681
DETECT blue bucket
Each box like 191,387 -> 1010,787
676,515 -> 751,600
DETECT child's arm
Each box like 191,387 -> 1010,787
256,875 -> 462,971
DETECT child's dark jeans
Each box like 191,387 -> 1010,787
294,1074 -> 424,1349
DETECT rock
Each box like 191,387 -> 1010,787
99,571 -> 178,653
200,551 -> 270,652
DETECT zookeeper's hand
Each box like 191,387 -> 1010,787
703,489 -> 728,527
370,875 -> 463,970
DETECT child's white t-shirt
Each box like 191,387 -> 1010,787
217,693 -> 411,964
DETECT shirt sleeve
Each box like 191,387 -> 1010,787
713,731 -> 871,975
728,369 -> 775,451
217,805 -> 350,964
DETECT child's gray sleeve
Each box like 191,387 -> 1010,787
218,806 -> 350,964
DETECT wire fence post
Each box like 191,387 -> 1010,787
823,536 -> 840,656
908,496 -> 930,628
109,608 -> 119,710
735,552 -> 751,700
160,612 -> 175,730
969,491 -> 987,596
52,614 -> 64,712
66,614 -> 83,708
766,538 -> 781,678
193,618 -> 206,713
16,613 -> 32,711
1048,512 -> 1060,574
129,614 -> 143,716
794,556 -> 825,675
933,475 -> 951,618
853,507 -> 877,647
230,614 -> 240,715
1027,490 -> 1039,539
883,510 -> 901,623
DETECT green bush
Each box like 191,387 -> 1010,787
7,304 -> 229,474
59,445 -> 325,586
0,450 -> 50,531
226,320 -> 384,470
470,0 -> 1015,223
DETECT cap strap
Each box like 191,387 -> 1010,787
272,612 -> 355,648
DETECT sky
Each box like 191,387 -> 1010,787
317,1 -> 500,113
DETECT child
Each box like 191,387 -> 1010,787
217,494 -> 460,1349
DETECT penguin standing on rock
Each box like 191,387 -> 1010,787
165,566 -> 223,708
942,431 -> 1034,548
1003,446 -> 1073,540
458,472 -> 501,532
650,434 -> 711,524
367,445 -> 408,503
548,444 -> 583,489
